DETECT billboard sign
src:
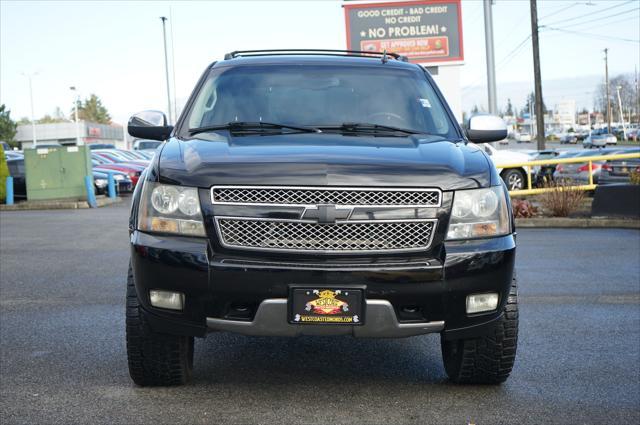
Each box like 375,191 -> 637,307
344,0 -> 463,64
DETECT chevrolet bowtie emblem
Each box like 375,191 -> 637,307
303,204 -> 351,224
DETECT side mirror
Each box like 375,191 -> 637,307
128,110 -> 173,141
466,115 -> 508,143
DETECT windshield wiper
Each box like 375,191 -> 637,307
189,121 -> 321,136
316,122 -> 423,135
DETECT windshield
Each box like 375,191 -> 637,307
182,64 -> 456,138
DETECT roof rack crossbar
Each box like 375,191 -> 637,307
224,49 -> 409,62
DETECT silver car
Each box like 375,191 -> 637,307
553,149 -> 619,184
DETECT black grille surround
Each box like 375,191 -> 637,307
211,186 -> 441,207
214,217 -> 437,254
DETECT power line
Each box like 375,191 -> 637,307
544,26 -> 640,44
546,7 -> 639,30
538,1 -> 582,21
543,0 -> 633,26
556,10 -> 639,30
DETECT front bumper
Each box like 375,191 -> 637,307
130,231 -> 515,339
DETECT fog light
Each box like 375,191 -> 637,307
149,290 -> 184,310
466,293 -> 499,314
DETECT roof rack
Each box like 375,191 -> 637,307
223,49 -> 409,62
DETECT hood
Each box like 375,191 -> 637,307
157,133 -> 494,190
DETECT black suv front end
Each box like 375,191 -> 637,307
125,50 -> 518,387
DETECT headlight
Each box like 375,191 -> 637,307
446,186 -> 510,240
138,181 -> 206,236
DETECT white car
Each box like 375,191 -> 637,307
517,132 -> 532,143
480,144 -> 532,191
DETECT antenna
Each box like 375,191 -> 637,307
381,49 -> 388,64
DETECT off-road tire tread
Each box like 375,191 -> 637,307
125,263 -> 193,386
442,276 -> 518,384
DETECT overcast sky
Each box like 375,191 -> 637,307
1,0 -> 638,124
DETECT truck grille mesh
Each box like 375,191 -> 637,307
216,218 -> 436,253
212,187 -> 440,207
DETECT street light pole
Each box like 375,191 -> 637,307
22,72 -> 38,147
160,16 -> 172,124
616,85 -> 627,140
70,86 -> 82,145
483,0 -> 497,115
604,48 -> 611,134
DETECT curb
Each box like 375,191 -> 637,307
515,217 -> 640,229
0,196 -> 123,211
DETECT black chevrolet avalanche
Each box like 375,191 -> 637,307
126,50 -> 518,386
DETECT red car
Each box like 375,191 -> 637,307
92,151 -> 149,168
94,164 -> 144,186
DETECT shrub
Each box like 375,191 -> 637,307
0,145 -> 9,203
539,180 -> 585,217
512,199 -> 537,218
630,170 -> 640,185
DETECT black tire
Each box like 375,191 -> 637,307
126,263 -> 194,386
441,276 -> 519,384
501,169 -> 526,191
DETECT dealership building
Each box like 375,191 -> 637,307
15,121 -> 127,149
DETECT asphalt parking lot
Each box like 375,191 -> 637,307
1,201 -> 639,424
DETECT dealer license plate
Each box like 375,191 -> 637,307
289,288 -> 364,325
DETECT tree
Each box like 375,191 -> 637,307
75,94 -> 111,124
0,104 -> 18,145
594,74 -> 635,122
17,117 -> 30,125
504,98 -> 514,117
471,104 -> 480,114
522,92 -> 547,117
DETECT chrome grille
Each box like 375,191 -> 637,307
211,186 -> 441,207
215,218 -> 436,253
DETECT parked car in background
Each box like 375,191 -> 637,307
527,150 -> 560,186
481,144 -> 531,190
88,143 -> 116,150
517,132 -> 532,143
91,156 -> 145,187
553,149 -> 620,184
560,133 -> 578,144
133,139 -> 162,151
6,157 -> 26,199
534,150 -> 582,186
598,148 -> 640,185
4,151 -> 24,160
93,149 -> 150,166
583,133 -> 616,148
93,170 -> 133,194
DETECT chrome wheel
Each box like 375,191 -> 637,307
503,170 -> 525,191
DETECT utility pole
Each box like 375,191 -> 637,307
604,48 -> 611,134
529,0 -> 545,150
483,0 -> 497,115
21,72 -> 38,147
160,16 -> 172,124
